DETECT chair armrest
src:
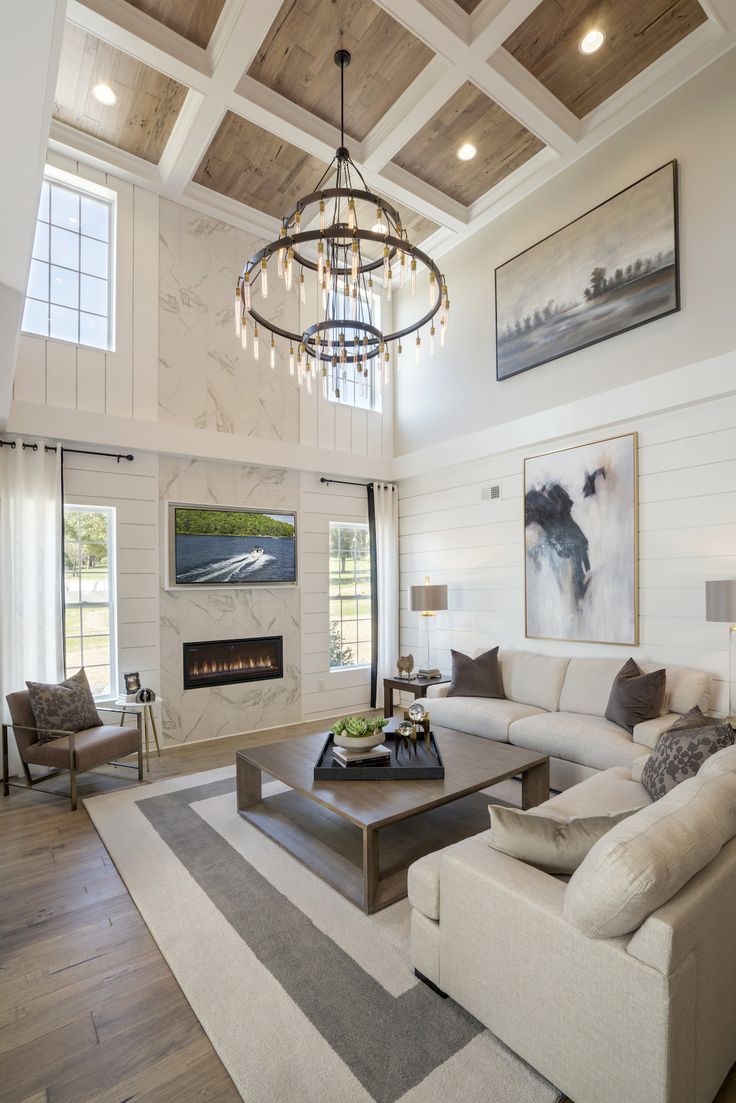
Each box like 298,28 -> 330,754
4,722 -> 80,738
97,706 -> 132,715
633,713 -> 680,749
426,684 -> 449,699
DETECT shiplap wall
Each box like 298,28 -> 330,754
62,449 -> 160,699
12,151 -> 158,422
399,393 -> 736,716
300,472 -> 372,720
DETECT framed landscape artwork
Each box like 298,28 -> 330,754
524,433 -> 638,645
495,162 -> 679,380
166,504 -> 297,587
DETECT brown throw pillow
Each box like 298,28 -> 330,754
488,804 -> 637,875
26,668 -> 102,742
605,658 -> 665,734
640,707 -> 735,800
448,647 -> 505,699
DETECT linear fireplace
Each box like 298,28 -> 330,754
183,636 -> 283,690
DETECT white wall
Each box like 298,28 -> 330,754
399,392 -> 736,716
13,152 -> 158,423
62,448 -> 160,698
300,473 -> 372,721
393,52 -> 736,456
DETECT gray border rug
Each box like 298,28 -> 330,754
85,767 -> 563,1103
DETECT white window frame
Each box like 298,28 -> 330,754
63,503 -> 118,700
329,520 -> 372,671
22,165 -> 117,352
326,291 -> 382,412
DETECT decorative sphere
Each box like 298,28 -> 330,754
408,701 -> 426,722
397,721 -> 414,739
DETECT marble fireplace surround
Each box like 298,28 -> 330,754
160,457 -> 301,748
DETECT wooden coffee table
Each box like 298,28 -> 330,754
236,727 -> 549,913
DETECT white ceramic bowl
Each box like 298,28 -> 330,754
332,731 -> 385,750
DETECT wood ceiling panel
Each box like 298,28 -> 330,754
392,81 -> 544,207
54,23 -> 187,163
246,0 -> 435,143
122,0 -> 227,49
453,0 -> 484,11
193,112 -> 331,219
503,0 -> 708,119
347,198 -> 438,260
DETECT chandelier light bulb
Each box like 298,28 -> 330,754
285,247 -> 294,292
319,199 -> 326,232
376,206 -> 384,232
243,271 -> 251,310
306,370 -> 312,395
384,350 -> 390,388
397,341 -> 403,371
429,270 -> 436,308
277,226 -> 286,279
386,271 -> 392,302
261,257 -> 269,300
289,343 -> 295,376
440,318 -> 446,348
410,257 -> 417,297
241,316 -> 248,351
234,286 -> 242,336
430,324 -> 435,356
351,240 -> 359,283
415,334 -> 421,366
400,252 -> 406,287
299,269 -> 306,305
317,240 -> 324,282
253,324 -> 260,361
348,198 -> 356,230
269,335 -> 276,369
383,244 -> 390,284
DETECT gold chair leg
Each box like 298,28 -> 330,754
143,709 -> 150,771
137,714 -> 144,780
2,725 -> 9,797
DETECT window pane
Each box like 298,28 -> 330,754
49,304 -> 78,343
27,259 -> 48,301
80,273 -> 108,316
32,221 -> 49,262
79,312 -> 108,350
50,265 -> 78,309
83,634 -> 110,667
22,296 -> 49,337
329,522 -> 371,668
65,637 -> 83,669
38,180 -> 50,223
51,185 -> 80,230
63,505 -> 116,696
80,236 -> 108,278
50,225 -> 78,269
64,606 -> 81,635
86,665 -> 111,696
82,606 -> 110,635
81,195 -> 109,242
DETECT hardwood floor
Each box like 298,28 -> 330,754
1,719 -> 735,1103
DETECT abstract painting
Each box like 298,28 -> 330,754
496,162 -> 679,380
524,433 -> 638,645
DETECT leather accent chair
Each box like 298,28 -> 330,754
2,690 -> 143,811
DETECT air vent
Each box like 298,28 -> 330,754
481,485 -> 501,501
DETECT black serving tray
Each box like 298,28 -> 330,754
314,729 -> 445,781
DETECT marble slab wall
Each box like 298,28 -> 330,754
159,457 -> 301,746
158,198 -> 300,444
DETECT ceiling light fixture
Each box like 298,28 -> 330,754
93,82 -> 117,105
456,142 -> 477,161
234,50 -> 449,401
579,29 -> 605,54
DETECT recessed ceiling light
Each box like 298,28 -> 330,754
456,142 -> 477,162
93,82 -> 117,106
579,29 -> 605,54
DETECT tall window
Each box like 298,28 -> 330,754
22,173 -> 115,350
326,291 -> 382,411
63,505 -> 117,697
329,522 -> 371,669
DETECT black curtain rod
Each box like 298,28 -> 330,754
320,477 -> 394,489
0,440 -> 134,463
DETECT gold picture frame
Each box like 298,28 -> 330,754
524,431 -> 639,646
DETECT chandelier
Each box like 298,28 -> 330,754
233,49 -> 449,401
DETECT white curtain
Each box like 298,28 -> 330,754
372,482 -> 399,709
0,438 -> 63,775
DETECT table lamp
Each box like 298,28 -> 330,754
706,579 -> 736,720
409,575 -> 448,679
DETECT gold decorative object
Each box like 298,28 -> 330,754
397,654 -> 414,679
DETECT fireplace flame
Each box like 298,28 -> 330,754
189,654 -> 278,679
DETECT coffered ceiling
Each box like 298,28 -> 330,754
49,0 -> 734,257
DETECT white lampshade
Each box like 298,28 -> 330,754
409,579 -> 448,613
706,580 -> 736,623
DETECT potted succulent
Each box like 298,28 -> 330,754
329,715 -> 390,750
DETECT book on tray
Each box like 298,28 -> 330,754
332,743 -> 391,768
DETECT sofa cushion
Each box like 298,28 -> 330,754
538,766 -> 652,819
559,658 -> 633,718
25,725 -> 140,771
564,773 -> 736,938
699,743 -> 736,780
658,663 -> 711,715
26,668 -> 102,742
631,755 -> 650,784
448,647 -> 505,699
631,713 -> 682,750
604,658 -> 666,734
640,708 -> 735,800
510,711 -> 648,771
488,804 -> 636,875
499,650 -> 569,712
426,696 -> 544,742
408,828 -> 494,921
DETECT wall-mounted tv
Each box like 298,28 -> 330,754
167,504 -> 297,587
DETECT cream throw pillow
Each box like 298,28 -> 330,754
564,772 -> 736,938
488,804 -> 636,876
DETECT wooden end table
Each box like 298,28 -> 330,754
383,674 -> 450,719
236,727 -> 549,914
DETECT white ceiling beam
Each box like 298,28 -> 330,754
49,119 -> 162,185
698,0 -> 736,33
229,77 -> 346,166
372,162 -> 467,233
469,0 -> 543,58
180,182 -> 279,241
478,52 -> 580,151
361,58 -> 466,171
67,0 -> 211,89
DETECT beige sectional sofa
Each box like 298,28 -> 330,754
425,649 -> 712,790
409,713 -> 736,1103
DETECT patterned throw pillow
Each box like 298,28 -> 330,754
26,668 -> 103,743
640,706 -> 735,800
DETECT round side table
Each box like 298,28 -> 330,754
114,697 -> 162,771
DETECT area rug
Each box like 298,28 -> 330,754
85,767 -> 564,1103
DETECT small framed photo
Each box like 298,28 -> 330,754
124,671 -> 141,695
